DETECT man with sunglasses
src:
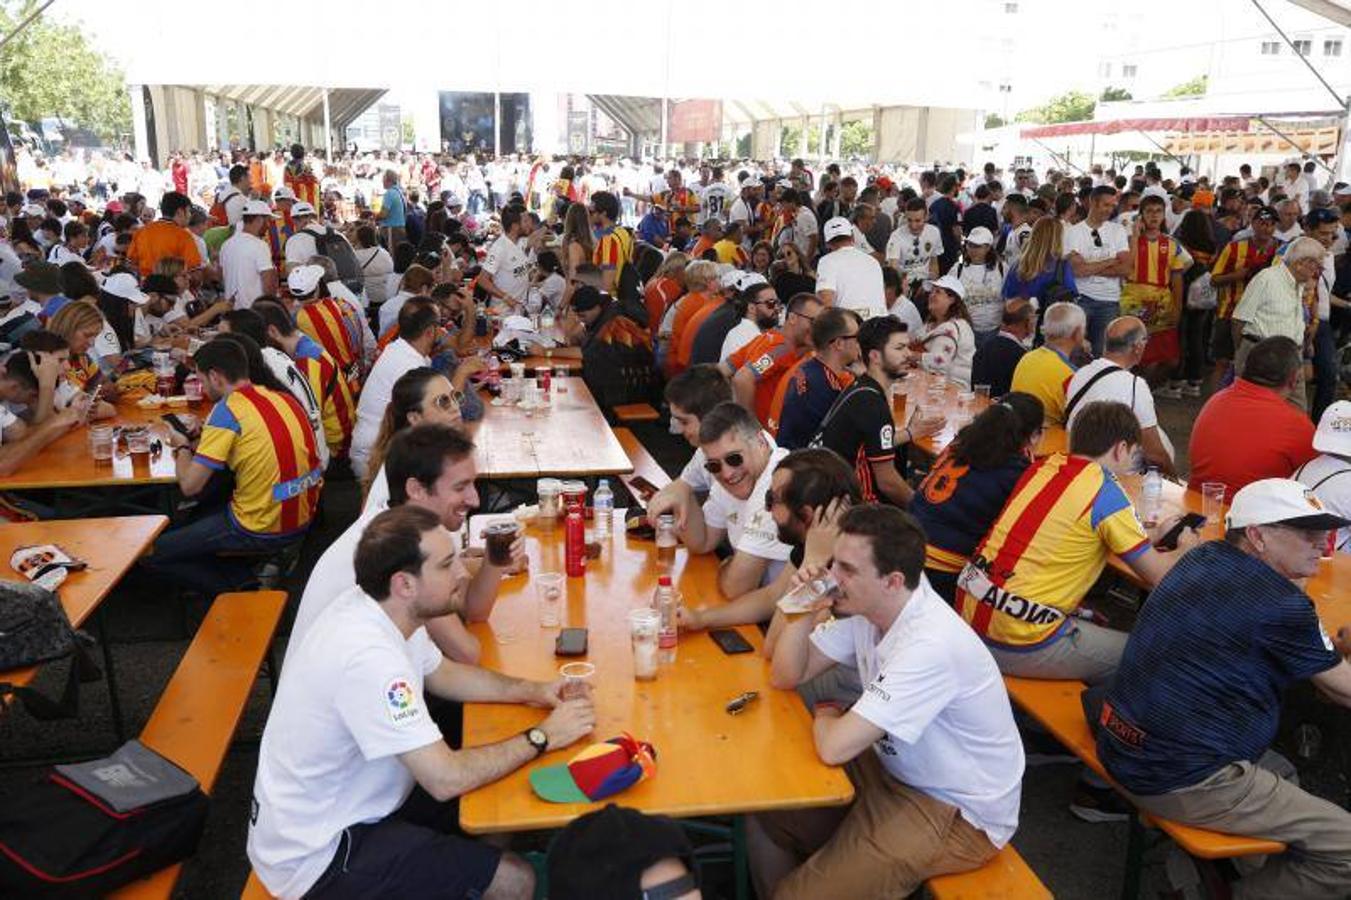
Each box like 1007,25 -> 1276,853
647,402 -> 793,601
726,292 -> 822,428
689,274 -> 775,367
1065,185 -> 1132,356
774,307 -> 861,449
817,217 -> 886,320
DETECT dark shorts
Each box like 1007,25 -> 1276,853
303,793 -> 500,899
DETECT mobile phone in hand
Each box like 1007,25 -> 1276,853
1154,512 -> 1206,551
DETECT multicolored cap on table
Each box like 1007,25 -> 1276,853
529,733 -> 656,803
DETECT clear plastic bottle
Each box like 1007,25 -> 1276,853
777,573 -> 840,617
593,479 -> 614,540
656,513 -> 677,568
1141,467 -> 1163,529
653,574 -> 678,662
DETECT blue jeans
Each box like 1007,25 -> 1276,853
467,190 -> 486,216
1313,319 -> 1338,422
1077,298 -> 1119,358
140,507 -> 300,598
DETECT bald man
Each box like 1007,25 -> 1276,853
1065,316 -> 1177,476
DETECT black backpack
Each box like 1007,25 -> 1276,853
0,580 -> 101,719
310,227 -> 365,296
0,742 -> 209,897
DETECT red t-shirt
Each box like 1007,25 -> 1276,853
1187,379 -> 1316,495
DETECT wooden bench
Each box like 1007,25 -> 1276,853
1004,676 -> 1283,898
927,845 -> 1050,899
613,402 -> 661,423
109,590 -> 288,900
614,427 -> 673,510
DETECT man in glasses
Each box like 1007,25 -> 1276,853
698,274 -> 778,365
725,292 -> 823,429
647,402 -> 793,601
1095,479 -> 1351,898
773,307 -> 861,449
816,217 -> 886,320
1065,185 -> 1131,356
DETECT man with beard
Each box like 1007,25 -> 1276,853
689,274 -> 777,366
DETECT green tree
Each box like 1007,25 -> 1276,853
1162,74 -> 1208,98
1015,90 -> 1097,125
839,120 -> 874,158
0,2 -> 131,142
1100,86 -> 1133,101
780,124 -> 801,156
736,132 -> 751,157
984,113 -> 1007,129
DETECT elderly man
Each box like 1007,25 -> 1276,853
1010,301 -> 1085,426
1231,236 -> 1324,411
971,299 -> 1035,398
1066,316 -> 1176,476
1097,479 -> 1351,899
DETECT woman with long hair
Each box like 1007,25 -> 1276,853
643,250 -> 688,332
771,240 -> 816,300
910,391 -> 1044,602
46,299 -> 117,417
1001,216 -> 1078,305
953,229 -> 1006,346
918,278 -> 977,388
362,366 -> 463,510
748,240 -> 774,277
1165,209 -> 1220,398
560,202 -> 594,280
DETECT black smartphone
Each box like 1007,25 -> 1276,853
627,475 -> 661,502
709,629 -> 754,655
555,627 -> 588,656
1154,512 -> 1207,551
160,412 -> 193,438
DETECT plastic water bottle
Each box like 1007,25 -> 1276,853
593,479 -> 614,540
653,575 -> 678,662
1141,467 -> 1163,529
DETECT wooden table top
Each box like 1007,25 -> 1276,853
894,369 -> 1065,458
473,378 -> 634,480
0,402 -> 184,491
459,513 -> 855,834
0,515 -> 167,691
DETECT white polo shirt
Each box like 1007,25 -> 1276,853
248,587 -> 443,898
816,245 -> 886,319
483,234 -> 530,304
1065,358 -> 1173,461
810,576 -> 1023,846
289,506 -> 383,665
351,338 -> 429,478
702,445 -> 792,583
283,226 -> 323,269
219,230 -> 275,309
1064,220 -> 1128,305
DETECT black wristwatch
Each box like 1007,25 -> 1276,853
524,727 -> 549,757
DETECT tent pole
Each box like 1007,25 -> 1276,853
1255,116 -> 1337,177
322,89 -> 332,162
1031,138 -> 1085,175
1134,130 -> 1187,168
1250,0 -> 1346,110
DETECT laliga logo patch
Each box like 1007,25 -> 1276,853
385,678 -> 422,726
1331,414 -> 1351,433
879,424 -> 895,451
1305,490 -> 1324,511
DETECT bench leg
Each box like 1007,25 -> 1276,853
733,815 -> 749,900
94,608 -> 126,744
1120,812 -> 1146,900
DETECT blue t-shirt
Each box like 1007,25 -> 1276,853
40,294 -> 71,319
776,357 -> 850,450
1001,258 -> 1077,302
912,450 -> 1030,564
637,213 -> 670,247
380,188 -> 407,229
1098,541 -> 1340,795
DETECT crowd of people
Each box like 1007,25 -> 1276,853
1,138 -> 1350,899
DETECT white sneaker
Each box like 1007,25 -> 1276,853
1155,384 -> 1183,400
1182,382 -> 1202,397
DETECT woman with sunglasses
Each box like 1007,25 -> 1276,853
918,273 -> 977,388
770,242 -> 816,302
362,366 -> 464,512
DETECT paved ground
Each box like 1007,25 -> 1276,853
2,391 -> 1346,899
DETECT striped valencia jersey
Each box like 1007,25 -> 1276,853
194,385 -> 323,537
658,187 -> 699,216
295,298 -> 363,387
1210,238 -> 1278,318
294,334 -> 356,455
1127,235 -> 1187,288
63,353 -> 101,392
284,164 -> 320,208
954,453 -> 1149,648
593,225 -> 634,280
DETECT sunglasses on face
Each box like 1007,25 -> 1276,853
431,390 -> 464,411
703,451 -> 746,474
755,297 -> 780,309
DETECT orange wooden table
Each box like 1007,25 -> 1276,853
0,402 -> 182,492
460,513 -> 854,840
894,369 -> 1064,458
473,377 -> 633,479
0,515 -> 167,740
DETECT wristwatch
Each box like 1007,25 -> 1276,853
524,727 -> 549,757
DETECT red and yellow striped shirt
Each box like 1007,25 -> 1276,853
294,334 -> 356,456
296,298 -> 362,389
1211,238 -> 1278,319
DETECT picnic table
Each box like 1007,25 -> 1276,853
459,511 -> 854,896
892,369 -> 1065,458
473,377 -> 633,480
0,515 -> 167,741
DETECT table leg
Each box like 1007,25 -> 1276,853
94,608 -> 126,745
733,815 -> 749,900
1120,812 -> 1145,900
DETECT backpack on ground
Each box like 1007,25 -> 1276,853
0,740 -> 209,897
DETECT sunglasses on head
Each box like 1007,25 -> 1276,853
703,451 -> 746,474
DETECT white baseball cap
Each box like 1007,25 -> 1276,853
965,226 -> 995,246
102,272 -> 148,305
67,193 -> 89,207
287,264 -> 325,296
240,199 -> 277,218
272,185 -> 297,202
21,203 -> 45,218
1226,478 -> 1349,531
736,271 -> 769,293
290,201 -> 317,218
926,273 -> 966,300
1313,400 -> 1351,456
717,267 -> 743,290
823,217 -> 853,243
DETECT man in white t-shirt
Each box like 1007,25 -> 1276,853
885,198 -> 943,285
479,205 -> 531,308
280,202 -> 324,271
647,401 -> 792,599
350,298 -> 437,478
219,200 -> 279,309
816,217 -> 886,319
699,167 -> 735,225
248,505 -> 595,900
1064,185 -> 1131,356
750,504 -> 1023,900
1065,317 -> 1176,476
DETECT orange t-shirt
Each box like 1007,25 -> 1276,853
666,291 -> 720,377
644,276 -> 683,333
728,330 -> 807,427
126,220 -> 203,276
688,236 -> 717,260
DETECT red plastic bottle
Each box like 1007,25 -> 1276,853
565,507 -> 585,577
